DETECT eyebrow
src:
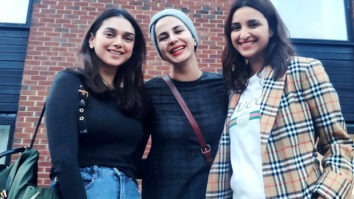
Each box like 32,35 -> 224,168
104,27 -> 135,36
247,19 -> 259,23
231,19 -> 261,28
232,18 -> 260,23
172,25 -> 183,31
157,25 -> 183,38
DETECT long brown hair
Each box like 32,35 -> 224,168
77,8 -> 146,118
223,0 -> 295,93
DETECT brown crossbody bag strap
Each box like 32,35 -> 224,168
162,75 -> 213,166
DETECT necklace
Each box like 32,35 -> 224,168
102,79 -> 114,89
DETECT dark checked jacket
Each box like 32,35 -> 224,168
206,56 -> 353,199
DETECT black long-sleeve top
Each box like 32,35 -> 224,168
46,70 -> 145,199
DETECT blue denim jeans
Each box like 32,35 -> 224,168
51,165 -> 140,199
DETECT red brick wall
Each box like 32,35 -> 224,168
15,0 -> 233,186
13,0 -> 354,187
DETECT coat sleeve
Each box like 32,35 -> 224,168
46,71 -> 87,199
301,58 -> 353,198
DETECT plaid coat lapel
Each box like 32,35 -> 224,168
205,66 -> 286,199
205,92 -> 240,199
260,66 -> 286,152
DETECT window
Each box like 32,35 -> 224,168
0,0 -> 32,28
271,0 -> 350,41
0,114 -> 16,165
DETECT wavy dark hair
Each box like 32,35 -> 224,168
223,0 -> 295,93
77,8 -> 146,118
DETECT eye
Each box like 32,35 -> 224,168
124,35 -> 135,43
248,20 -> 260,28
174,29 -> 184,34
104,31 -> 114,38
157,34 -> 168,42
158,37 -> 167,42
231,23 -> 241,31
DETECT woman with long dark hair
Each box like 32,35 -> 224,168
206,0 -> 353,198
46,8 -> 146,199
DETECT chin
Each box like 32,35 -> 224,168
174,54 -> 193,64
171,59 -> 187,65
240,53 -> 254,59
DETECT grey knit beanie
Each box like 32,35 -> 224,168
149,9 -> 199,58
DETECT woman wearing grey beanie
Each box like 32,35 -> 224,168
141,9 -> 228,199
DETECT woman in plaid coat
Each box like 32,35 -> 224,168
205,0 -> 353,198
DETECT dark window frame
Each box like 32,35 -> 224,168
0,114 -> 16,166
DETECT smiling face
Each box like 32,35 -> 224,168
89,16 -> 135,69
230,6 -> 272,65
154,16 -> 196,65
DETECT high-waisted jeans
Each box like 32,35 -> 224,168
52,165 -> 140,199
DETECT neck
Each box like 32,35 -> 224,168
248,57 -> 265,76
99,66 -> 117,88
170,56 -> 202,81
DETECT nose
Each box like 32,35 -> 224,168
168,34 -> 178,45
239,28 -> 250,39
113,37 -> 123,48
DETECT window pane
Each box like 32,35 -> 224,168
0,0 -> 30,24
0,125 -> 10,164
271,0 -> 348,40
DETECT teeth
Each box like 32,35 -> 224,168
241,41 -> 254,45
170,47 -> 184,53
109,50 -> 123,55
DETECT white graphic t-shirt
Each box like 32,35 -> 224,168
230,69 -> 266,199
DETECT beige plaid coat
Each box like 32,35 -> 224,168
206,56 -> 353,199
